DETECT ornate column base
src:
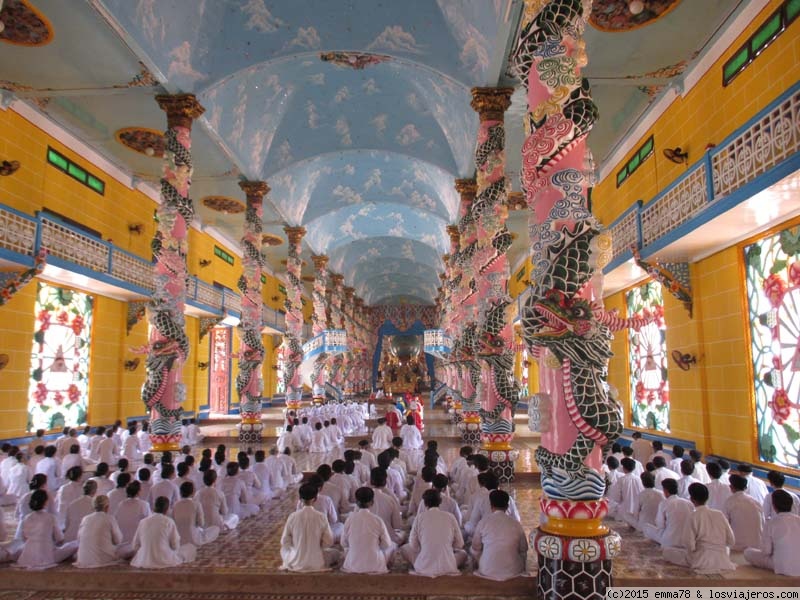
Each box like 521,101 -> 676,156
534,498 -> 621,600
478,446 -> 518,483
238,418 -> 263,444
460,414 -> 481,445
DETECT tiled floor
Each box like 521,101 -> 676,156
0,407 -> 796,598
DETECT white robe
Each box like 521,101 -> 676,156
744,512 -> 800,576
280,505 -> 335,572
341,507 -> 394,574
653,466 -> 680,488
464,488 -> 520,536
63,495 -> 94,542
75,511 -> 125,568
677,475 -> 700,500
723,491 -> 763,551
400,424 -> 423,450
369,488 -> 404,544
643,494 -> 693,548
173,498 -> 220,546
277,455 -> 303,485
607,472 -> 644,523
371,425 -> 393,451
418,493 -> 463,528
471,510 -> 528,581
55,481 -> 83,527
663,505 -> 736,574
743,475 -> 769,505
16,511 -> 77,569
149,479 -> 180,511
762,489 -> 800,520
310,429 -> 329,453
114,497 -> 151,543
131,512 -> 196,568
631,438 -> 652,465
404,507 -> 464,577
219,476 -> 258,519
195,486 -> 238,530
706,480 -> 732,512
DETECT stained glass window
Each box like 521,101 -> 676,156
744,226 -> 800,468
28,283 -> 93,432
627,281 -> 670,432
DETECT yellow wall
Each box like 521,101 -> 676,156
0,106 -> 289,438
594,0 -> 800,228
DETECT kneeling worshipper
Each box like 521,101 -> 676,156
402,489 -> 467,577
75,494 -> 133,568
607,457 -> 644,527
723,474 -> 764,551
280,483 -> 340,572
470,490 -> 528,581
131,496 -> 196,568
663,483 -> 736,574
114,480 -> 151,546
196,470 -> 239,531
173,481 -> 220,546
341,486 -> 396,574
15,489 -> 78,569
400,415 -> 423,451
744,490 -> 800,576
63,479 -> 97,543
643,478 -> 693,551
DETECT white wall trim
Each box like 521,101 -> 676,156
598,0 -> 770,182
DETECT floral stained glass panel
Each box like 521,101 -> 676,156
28,283 -> 93,432
627,281 -> 669,432
744,226 -> 800,469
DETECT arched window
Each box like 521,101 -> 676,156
28,283 -> 93,432
627,281 -> 669,432
744,226 -> 800,469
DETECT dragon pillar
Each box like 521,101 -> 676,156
310,254 -> 329,402
512,1 -> 622,597
237,181 -> 268,444
343,286 -> 356,397
143,94 -> 204,453
283,226 -> 306,411
327,273 -> 346,402
470,87 -> 521,483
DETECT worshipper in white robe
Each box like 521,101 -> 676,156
108,472 -> 132,514
250,450 -> 277,500
236,454 -> 268,506
402,489 -> 466,577
419,474 -> 463,528
631,432 -> 651,465
705,462 -> 733,512
620,447 -> 644,477
219,462 -> 259,519
280,483 -> 339,572
0,473 -> 17,507
298,474 -> 343,542
63,480 -> 97,543
341,487 -> 396,573
677,460 -> 700,500
55,429 -> 75,459
328,418 -> 345,447
114,480 -> 151,545
75,495 -> 132,567
136,467 -> 153,504
262,448 -> 287,492
643,478 -> 693,550
295,417 -> 313,451
97,431 -> 118,466
149,463 -> 180,512
88,427 -> 105,462
131,496 -> 196,568
89,462 -> 114,496
688,450 -> 710,483
408,466 -> 435,518
35,446 -> 62,490
669,445 -> 687,473
737,464 -> 769,504
464,471 -> 520,538
663,483 -> 736,574
331,459 -> 357,504
372,418 -> 394,452
6,453 -> 31,499
358,440 -> 378,470
173,481 -> 220,546
607,458 -> 644,526
762,470 -> 800,520
277,425 -> 300,454
310,422 -> 330,453
278,448 -> 304,485
471,490 -> 528,581
109,458 -> 132,487
137,423 -> 152,454
0,445 -> 21,487
15,474 -> 56,540
652,456 -> 680,488
648,441 -> 672,466
195,470 -> 238,531
459,454 -> 490,510
123,426 -> 141,464
55,466 -> 84,528
400,415 -> 424,450
744,489 -> 800,576
62,444 -> 91,475
368,468 -> 405,544
186,419 -> 203,445
77,426 -> 92,456
16,490 -> 78,569
723,473 -> 764,551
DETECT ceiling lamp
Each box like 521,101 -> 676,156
628,1 -> 645,15
663,147 -> 689,164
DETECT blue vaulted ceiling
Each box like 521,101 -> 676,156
89,0 -> 514,304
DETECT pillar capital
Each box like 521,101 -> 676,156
283,226 -> 306,245
311,254 -> 329,271
354,297 -> 364,310
330,273 -> 344,287
344,287 -> 355,303
238,180 -> 270,199
454,178 -> 477,199
446,225 -> 461,246
155,94 -> 205,129
470,87 -> 513,121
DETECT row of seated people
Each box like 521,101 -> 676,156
0,444 -> 304,569
279,442 -> 528,579
604,452 -> 800,577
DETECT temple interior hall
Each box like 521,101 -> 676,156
0,0 -> 799,598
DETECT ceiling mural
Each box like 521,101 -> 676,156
0,0 -> 748,304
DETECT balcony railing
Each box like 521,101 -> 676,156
0,204 -> 289,333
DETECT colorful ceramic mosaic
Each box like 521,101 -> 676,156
589,0 -> 680,32
201,196 -> 245,214
115,127 -> 165,158
0,0 -> 53,46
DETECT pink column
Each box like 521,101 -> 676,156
143,94 -> 204,452
237,181 -> 269,444
283,226 -> 306,410
310,254 -> 329,401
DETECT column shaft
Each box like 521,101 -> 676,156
283,226 -> 306,410
311,254 -> 329,401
